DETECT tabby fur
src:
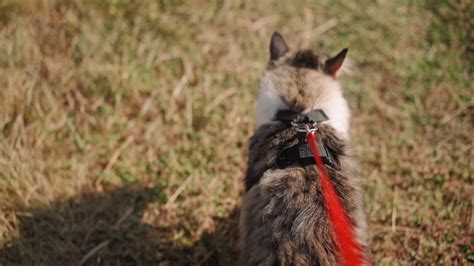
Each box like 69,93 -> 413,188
240,32 -> 369,265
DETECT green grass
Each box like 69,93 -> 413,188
0,0 -> 472,265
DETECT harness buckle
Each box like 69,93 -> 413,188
290,121 -> 318,133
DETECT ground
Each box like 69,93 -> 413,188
0,0 -> 472,265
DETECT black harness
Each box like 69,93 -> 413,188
274,109 -> 338,169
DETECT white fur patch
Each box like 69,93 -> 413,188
255,75 -> 288,126
312,87 -> 351,139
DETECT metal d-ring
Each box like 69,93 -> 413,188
290,121 -> 318,133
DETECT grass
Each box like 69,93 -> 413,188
0,0 -> 472,265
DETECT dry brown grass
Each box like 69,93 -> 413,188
0,0 -> 472,265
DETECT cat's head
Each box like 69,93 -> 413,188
256,32 -> 351,138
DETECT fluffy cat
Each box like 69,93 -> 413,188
240,32 -> 369,265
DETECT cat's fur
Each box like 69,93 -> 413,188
240,32 -> 369,265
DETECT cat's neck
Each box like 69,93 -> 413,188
255,82 -> 351,139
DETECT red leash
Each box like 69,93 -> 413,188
306,130 -> 364,266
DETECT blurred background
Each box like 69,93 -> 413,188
0,0 -> 472,265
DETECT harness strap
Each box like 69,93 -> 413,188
306,130 -> 364,266
275,109 -> 329,124
274,109 -> 338,169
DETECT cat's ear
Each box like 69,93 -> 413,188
324,48 -> 348,78
269,32 -> 289,61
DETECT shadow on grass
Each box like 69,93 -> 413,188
1,186 -> 240,265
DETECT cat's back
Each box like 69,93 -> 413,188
241,167 -> 339,265
241,124 -> 347,265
